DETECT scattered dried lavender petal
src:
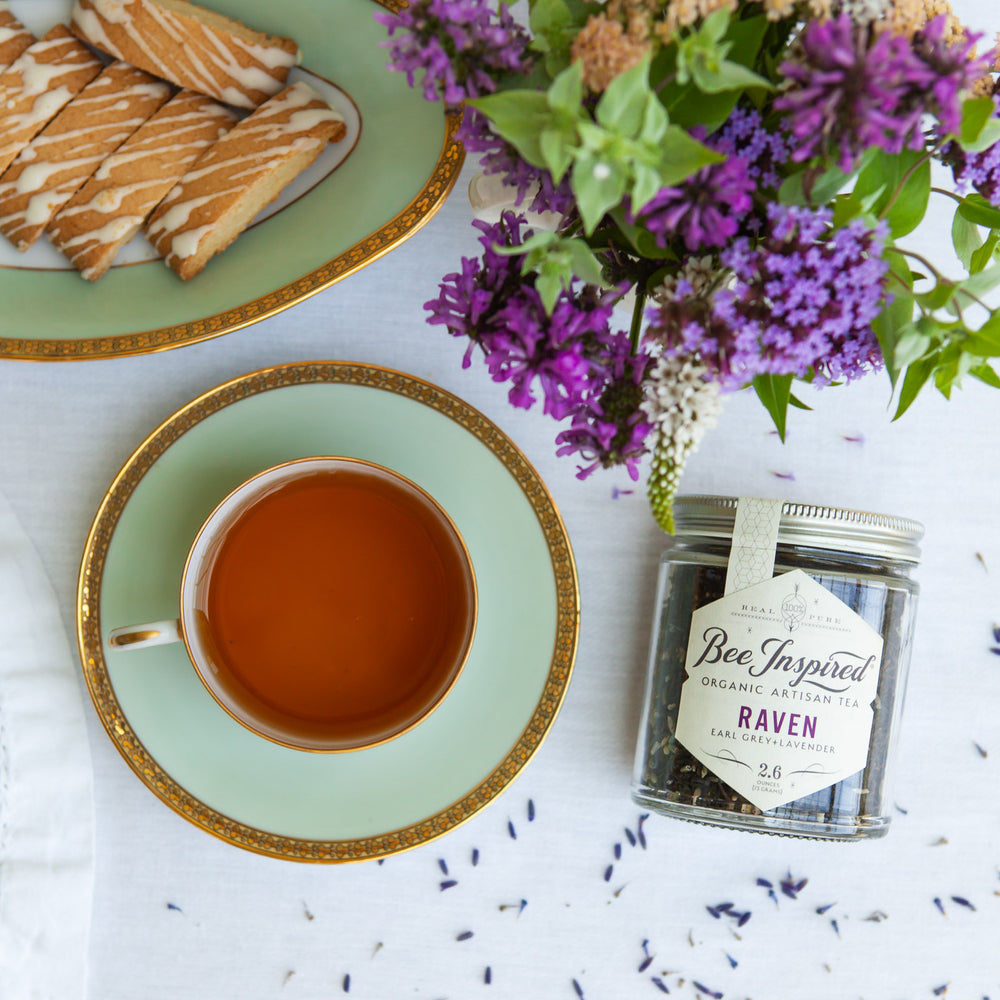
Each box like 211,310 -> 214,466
974,742 -> 989,758
830,919 -> 840,936
641,939 -> 651,956
639,956 -> 654,973
726,954 -> 738,969
611,487 -> 635,499
651,977 -> 670,994
780,875 -> 808,898
527,799 -> 536,821
508,820 -> 517,839
895,803 -> 909,815
815,903 -> 835,915
342,973 -> 351,993
614,843 -> 622,860
706,906 -> 722,920
166,902 -> 182,912
756,879 -> 773,888
625,827 -> 637,847
993,624 -> 1000,643
438,859 -> 449,875
604,865 -> 614,882
934,897 -> 947,915
692,980 -> 723,998
933,985 -> 949,996
951,896 -> 977,911
770,470 -> 796,481
440,880 -> 458,891
572,978 -> 585,998
841,433 -> 866,444
484,967 -> 492,985
472,848 -> 480,866
456,930 -> 474,942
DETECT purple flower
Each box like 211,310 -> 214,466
709,106 -> 791,191
775,16 -> 931,170
649,204 -> 889,389
629,149 -> 754,251
910,16 -> 994,138
554,339 -> 654,480
946,134 -> 1000,207
459,109 -> 575,217
776,16 -> 994,171
425,212 -> 628,420
376,0 -> 531,107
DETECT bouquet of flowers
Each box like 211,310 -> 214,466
377,0 -> 1000,530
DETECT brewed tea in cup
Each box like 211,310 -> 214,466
109,457 -> 477,751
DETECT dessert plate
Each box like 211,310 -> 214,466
0,0 -> 462,360
76,363 -> 580,861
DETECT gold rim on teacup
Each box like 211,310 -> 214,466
108,456 -> 478,753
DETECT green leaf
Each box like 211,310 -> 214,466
964,312 -> 1000,357
957,261 -> 1000,302
539,127 -> 574,182
610,208 -> 669,259
572,152 -> 628,233
970,362 -> 1000,387
970,230 -> 1000,274
690,59 -> 772,94
752,373 -> 794,440
528,0 -> 587,76
469,90 -> 552,167
631,162 -> 662,213
656,125 -> 724,186
778,165 -> 853,206
893,356 -> 935,419
892,327 -> 933,368
547,60 -> 584,116
958,96 -> 1000,152
952,209 -> 982,270
958,194 -> 1000,229
595,56 -> 651,136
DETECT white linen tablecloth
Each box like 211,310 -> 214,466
0,490 -> 93,1000
2,0 -> 1000,985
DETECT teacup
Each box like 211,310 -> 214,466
108,457 -> 477,752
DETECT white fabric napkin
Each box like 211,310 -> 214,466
0,489 -> 94,1000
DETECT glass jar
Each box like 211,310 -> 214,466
631,496 -> 923,841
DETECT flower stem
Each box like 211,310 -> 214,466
630,284 -> 647,352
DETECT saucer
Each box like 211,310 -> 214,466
76,363 -> 580,861
0,0 -> 462,360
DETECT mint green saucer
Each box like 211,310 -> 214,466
77,363 -> 580,861
0,0 -> 461,360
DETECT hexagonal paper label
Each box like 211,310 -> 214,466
674,569 -> 884,812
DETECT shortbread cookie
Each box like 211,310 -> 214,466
49,89 -> 237,280
70,0 -> 299,110
146,81 -> 345,280
0,63 -> 172,251
0,25 -> 103,178
0,3 -> 35,74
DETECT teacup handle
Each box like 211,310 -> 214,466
107,619 -> 182,651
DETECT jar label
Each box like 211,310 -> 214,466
674,568 -> 884,812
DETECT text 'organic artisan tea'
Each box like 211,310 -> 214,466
632,496 -> 923,840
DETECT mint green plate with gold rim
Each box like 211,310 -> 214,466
76,363 -> 580,861
0,0 -> 462,360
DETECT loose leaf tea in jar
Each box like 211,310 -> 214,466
631,496 -> 923,840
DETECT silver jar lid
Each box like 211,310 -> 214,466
672,495 -> 924,563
